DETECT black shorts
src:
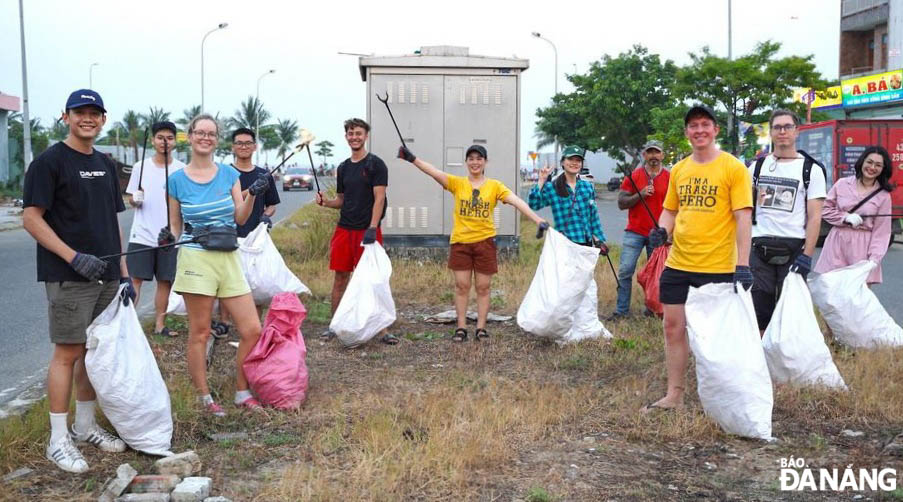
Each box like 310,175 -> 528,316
659,267 -> 734,305
125,242 -> 178,282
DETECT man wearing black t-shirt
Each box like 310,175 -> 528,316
230,127 -> 280,238
316,118 -> 395,344
22,90 -> 133,473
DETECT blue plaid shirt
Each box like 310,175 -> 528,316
528,178 -> 606,244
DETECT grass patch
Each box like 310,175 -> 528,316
403,331 -> 445,342
306,300 -> 332,325
526,486 -> 555,502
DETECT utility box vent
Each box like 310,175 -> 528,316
419,46 -> 469,57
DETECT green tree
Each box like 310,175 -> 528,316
535,45 -> 678,173
113,110 -> 144,161
258,125 -> 280,159
141,106 -> 170,129
314,140 -> 334,166
7,114 -> 48,186
48,118 -> 68,142
648,105 -> 692,166
274,118 -> 299,163
675,41 -> 832,156
176,105 -> 202,129
229,96 -> 270,131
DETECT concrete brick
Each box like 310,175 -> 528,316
170,477 -> 212,502
202,498 -> 232,502
126,475 -> 181,494
155,451 -> 202,477
115,494 -> 171,502
99,464 -> 139,502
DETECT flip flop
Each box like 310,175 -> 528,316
381,333 -> 400,345
154,327 -> 178,337
640,402 -> 676,414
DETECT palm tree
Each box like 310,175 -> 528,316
114,110 -> 144,161
275,118 -> 299,163
176,105 -> 202,129
142,107 -> 171,129
229,96 -> 270,130
48,119 -> 68,142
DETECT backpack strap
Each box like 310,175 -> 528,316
751,156 -> 766,225
797,149 -> 826,223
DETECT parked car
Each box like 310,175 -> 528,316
282,167 -> 314,191
606,176 -> 622,192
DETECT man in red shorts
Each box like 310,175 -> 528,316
316,118 -> 396,344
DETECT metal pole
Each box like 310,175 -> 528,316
89,62 -> 99,88
255,69 -> 275,165
200,22 -> 228,113
18,0 -> 32,173
726,0 -> 736,154
532,32 -> 559,162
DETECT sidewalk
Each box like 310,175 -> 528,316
0,201 -> 23,231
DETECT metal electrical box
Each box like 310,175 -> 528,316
359,46 -> 529,252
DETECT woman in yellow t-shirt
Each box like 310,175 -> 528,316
398,145 -> 547,342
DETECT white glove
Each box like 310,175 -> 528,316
133,189 -> 144,206
843,212 -> 863,227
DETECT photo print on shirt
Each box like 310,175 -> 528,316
756,176 -> 799,213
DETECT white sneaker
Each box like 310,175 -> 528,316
46,435 -> 89,473
70,425 -> 127,453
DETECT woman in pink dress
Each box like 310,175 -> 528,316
814,146 -> 894,284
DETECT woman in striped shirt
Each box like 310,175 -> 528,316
160,114 -> 271,417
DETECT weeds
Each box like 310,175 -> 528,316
526,486 -> 555,502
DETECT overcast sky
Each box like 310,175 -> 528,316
1,0 -> 839,165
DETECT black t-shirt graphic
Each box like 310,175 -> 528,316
233,165 -> 280,238
23,142 -> 126,282
336,154 -> 388,230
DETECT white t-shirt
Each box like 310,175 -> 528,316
126,156 -> 186,246
750,155 -> 827,239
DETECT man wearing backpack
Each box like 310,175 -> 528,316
748,109 -> 826,335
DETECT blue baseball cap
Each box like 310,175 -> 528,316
65,89 -> 106,113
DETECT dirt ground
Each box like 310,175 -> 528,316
4,296 -> 903,501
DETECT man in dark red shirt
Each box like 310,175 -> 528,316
608,140 -> 670,319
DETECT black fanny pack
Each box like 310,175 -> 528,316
752,237 -> 804,266
187,225 -> 239,251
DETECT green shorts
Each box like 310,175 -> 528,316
45,280 -> 120,344
172,247 -> 250,299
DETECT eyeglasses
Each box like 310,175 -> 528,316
233,141 -> 255,147
192,131 -> 218,139
772,124 -> 797,133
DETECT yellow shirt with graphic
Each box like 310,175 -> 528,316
663,151 -> 752,274
446,174 -> 512,244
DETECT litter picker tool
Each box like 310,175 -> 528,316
137,128 -> 149,191
604,253 -> 620,290
863,214 -> 903,218
305,146 -> 321,193
265,127 -> 317,177
98,237 -> 199,260
623,167 -> 661,229
163,138 -> 171,229
376,92 -> 407,149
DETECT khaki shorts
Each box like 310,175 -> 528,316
45,280 -> 119,344
172,247 -> 250,298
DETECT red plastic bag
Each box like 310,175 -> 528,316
637,245 -> 670,317
242,293 -> 309,409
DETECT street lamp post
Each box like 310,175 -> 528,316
18,0 -> 32,171
531,32 -> 559,161
200,22 -> 228,113
255,69 -> 275,165
89,62 -> 99,89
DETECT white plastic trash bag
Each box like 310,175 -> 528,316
239,223 -> 311,304
762,273 -> 846,388
809,260 -> 903,348
686,283 -> 773,440
166,290 -> 217,316
331,242 -> 396,348
517,229 -> 603,343
85,285 -> 173,455
565,277 -> 613,343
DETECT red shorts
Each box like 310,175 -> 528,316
329,226 -> 383,272
448,238 -> 498,275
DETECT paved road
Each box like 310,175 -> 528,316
0,187 -> 316,409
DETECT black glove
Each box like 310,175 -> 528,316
70,253 -> 108,281
158,227 -> 176,247
119,277 -> 136,307
734,265 -> 753,292
397,146 -> 416,163
536,221 -> 549,239
789,253 -> 812,279
362,227 -> 377,245
248,175 -> 270,196
261,214 -> 273,230
649,227 -> 668,248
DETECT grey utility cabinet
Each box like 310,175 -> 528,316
359,46 -> 529,250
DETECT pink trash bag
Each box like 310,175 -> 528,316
242,292 -> 309,409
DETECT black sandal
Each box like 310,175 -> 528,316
381,333 -> 400,345
210,321 -> 230,339
154,327 -> 178,337
452,328 -> 468,342
475,328 -> 489,341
